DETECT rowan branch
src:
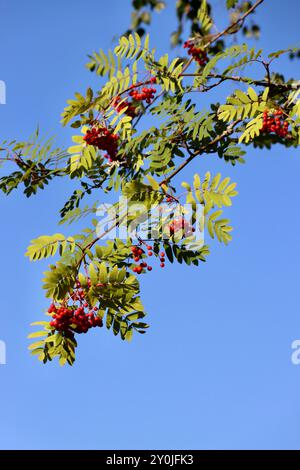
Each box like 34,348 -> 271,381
160,119 -> 242,186
181,73 -> 297,92
180,0 -> 264,75
206,0 -> 265,47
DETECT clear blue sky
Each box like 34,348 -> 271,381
0,0 -> 300,450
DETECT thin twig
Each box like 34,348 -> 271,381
160,119 -> 242,186
180,0 -> 264,76
181,73 -> 296,92
205,0 -> 265,48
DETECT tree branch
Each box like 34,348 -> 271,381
206,0 -> 265,47
160,119 -> 242,186
180,0 -> 264,75
181,73 -> 297,92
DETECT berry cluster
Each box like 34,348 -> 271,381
48,278 -> 103,334
184,40 -> 208,66
48,303 -> 102,334
260,109 -> 289,138
112,96 -> 137,119
111,78 -> 157,117
83,126 -> 119,161
148,76 -> 157,84
131,244 -> 166,274
129,86 -> 156,104
169,217 -> 195,237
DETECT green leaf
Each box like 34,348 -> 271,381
27,331 -> 48,339
89,263 -> 98,285
146,175 -> 160,191
28,340 -> 45,350
99,262 -> 108,283
262,87 -> 269,102
226,0 -> 238,8
26,234 -> 75,261
247,87 -> 258,101
125,329 -> 133,342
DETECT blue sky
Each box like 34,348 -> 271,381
0,0 -> 300,450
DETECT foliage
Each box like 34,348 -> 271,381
1,0 -> 299,365
126,0 -> 262,47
